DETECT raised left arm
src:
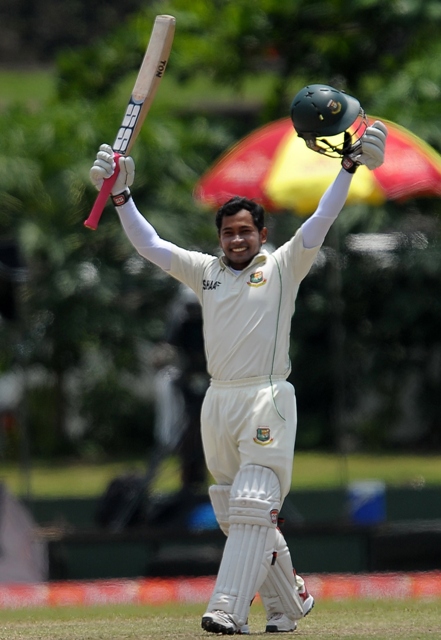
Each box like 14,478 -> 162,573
301,121 -> 388,248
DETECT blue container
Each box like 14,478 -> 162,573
347,480 -> 386,524
187,502 -> 219,531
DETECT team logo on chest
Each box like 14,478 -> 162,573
253,427 -> 273,445
247,270 -> 267,287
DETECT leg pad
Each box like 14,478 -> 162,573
206,465 -> 281,627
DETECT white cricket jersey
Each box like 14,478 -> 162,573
115,169 -> 353,381
166,228 -> 320,381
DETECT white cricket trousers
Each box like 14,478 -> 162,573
200,376 -> 297,499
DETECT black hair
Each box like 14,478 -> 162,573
215,196 -> 265,233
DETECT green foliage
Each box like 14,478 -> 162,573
2,0 -> 441,458
0,82 -> 227,459
56,16 -> 149,101
134,0 -> 441,125
293,202 -> 441,451
79,374 -> 155,455
0,0 -> 147,65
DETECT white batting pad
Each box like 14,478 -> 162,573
209,484 -> 231,536
258,528 -> 304,619
206,465 -> 281,627
209,483 -> 304,620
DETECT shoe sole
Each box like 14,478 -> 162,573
265,624 -> 296,633
264,596 -> 314,633
265,621 -> 297,633
202,616 -> 236,635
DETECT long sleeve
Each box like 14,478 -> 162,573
301,168 -> 353,249
114,197 -> 175,271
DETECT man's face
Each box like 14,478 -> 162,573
219,209 -> 268,270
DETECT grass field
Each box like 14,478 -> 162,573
0,67 -> 56,106
0,600 -> 440,640
0,66 -> 276,113
1,451 -> 440,498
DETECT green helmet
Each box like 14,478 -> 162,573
290,84 -> 361,136
290,84 -> 366,157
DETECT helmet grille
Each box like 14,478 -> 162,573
302,108 -> 368,158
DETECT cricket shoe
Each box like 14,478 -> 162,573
265,613 -> 297,633
299,585 -> 315,617
201,610 -> 239,635
265,585 -> 314,632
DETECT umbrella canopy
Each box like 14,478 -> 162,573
194,117 -> 441,216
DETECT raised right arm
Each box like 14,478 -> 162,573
89,144 -> 174,271
114,197 -> 174,271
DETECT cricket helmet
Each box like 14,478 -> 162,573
290,84 -> 367,157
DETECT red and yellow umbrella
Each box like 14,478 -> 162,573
194,117 -> 441,216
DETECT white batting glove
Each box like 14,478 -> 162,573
89,144 -> 135,194
343,121 -> 388,173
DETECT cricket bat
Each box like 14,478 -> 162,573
84,14 -> 176,230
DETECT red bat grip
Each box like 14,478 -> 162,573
84,153 -> 122,230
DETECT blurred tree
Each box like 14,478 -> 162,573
0,0 -> 147,64
132,0 -> 441,136
2,0 -> 441,458
291,198 -> 441,451
0,80 -> 226,457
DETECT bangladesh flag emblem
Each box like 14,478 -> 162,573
254,427 -> 273,445
247,271 -> 267,287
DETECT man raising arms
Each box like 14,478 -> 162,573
90,85 -> 387,634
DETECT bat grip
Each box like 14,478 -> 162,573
84,153 -> 122,230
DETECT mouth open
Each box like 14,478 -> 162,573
231,246 -> 247,253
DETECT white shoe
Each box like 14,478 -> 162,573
265,613 -> 297,633
301,592 -> 314,616
201,610 -> 239,635
298,586 -> 314,617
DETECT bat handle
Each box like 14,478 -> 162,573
84,153 -> 122,230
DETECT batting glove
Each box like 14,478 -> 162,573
89,144 -> 135,194
342,121 -> 388,173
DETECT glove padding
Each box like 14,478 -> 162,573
342,121 -> 388,172
89,144 -> 135,194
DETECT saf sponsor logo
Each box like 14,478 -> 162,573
253,427 -> 273,446
247,270 -> 267,287
270,509 -> 279,525
203,279 -> 221,290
